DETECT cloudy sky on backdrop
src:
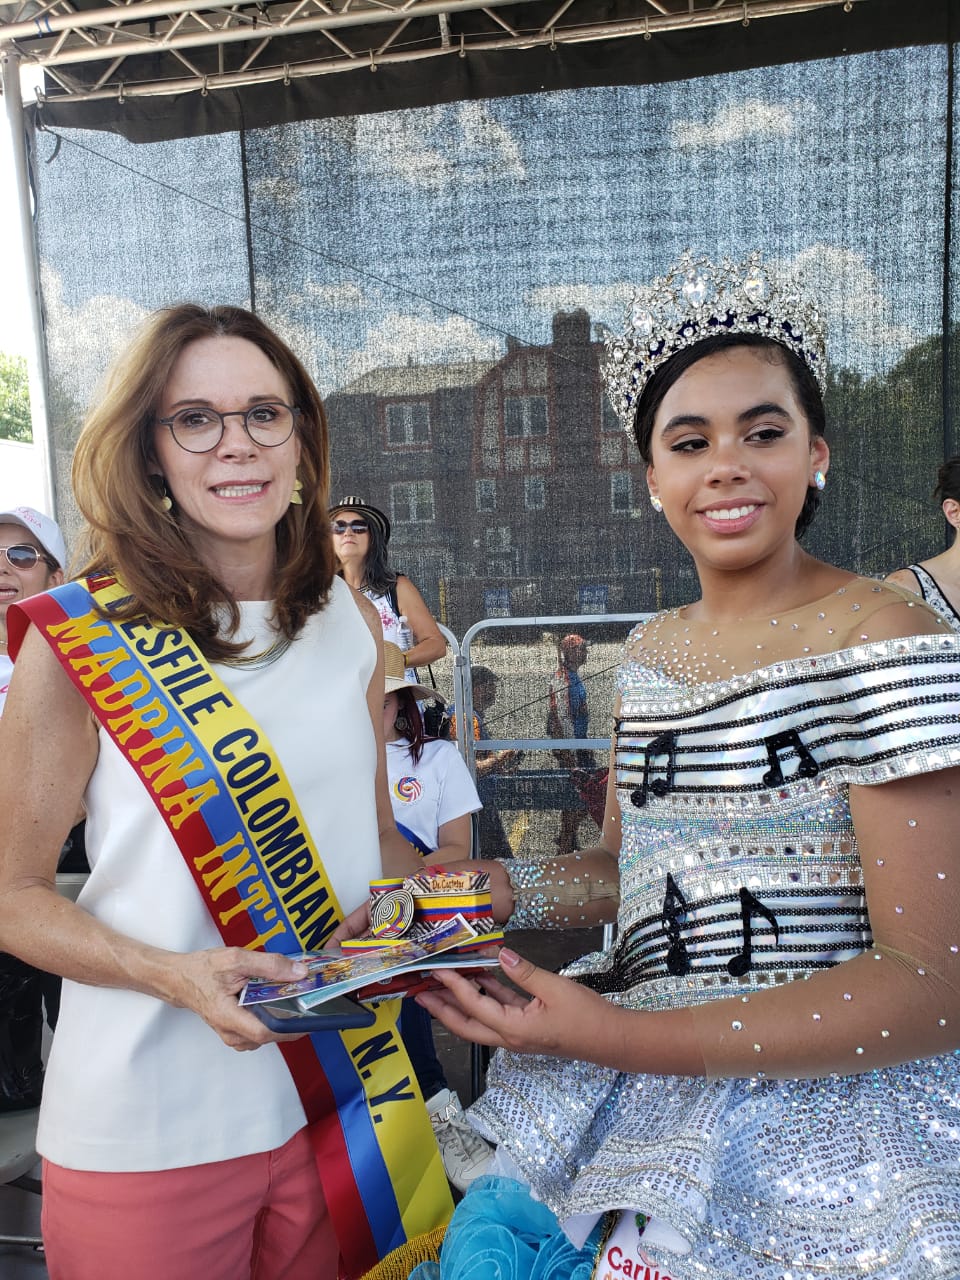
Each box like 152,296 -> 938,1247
25,42 -> 948,413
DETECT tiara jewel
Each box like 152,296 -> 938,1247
602,250 -> 827,435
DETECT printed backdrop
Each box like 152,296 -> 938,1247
29,44 -> 958,824
33,45 -> 955,636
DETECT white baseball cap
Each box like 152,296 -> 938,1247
0,506 -> 67,570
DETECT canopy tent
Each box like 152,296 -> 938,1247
0,0 -> 949,138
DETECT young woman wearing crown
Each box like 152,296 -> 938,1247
408,252 -> 960,1280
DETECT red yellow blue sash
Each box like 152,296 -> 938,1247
12,575 -> 452,1278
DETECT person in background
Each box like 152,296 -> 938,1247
0,305 -> 446,1280
447,666 -> 520,860
0,506 -> 65,715
546,633 -> 592,854
0,506 -> 70,1113
414,251 -> 960,1280
885,455 -> 960,631
381,641 -> 495,1193
330,495 -> 446,679
0,508 -> 87,889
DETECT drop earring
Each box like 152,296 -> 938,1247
813,470 -> 826,492
290,475 -> 303,506
159,479 -> 173,512
394,713 -> 410,734
650,494 -> 663,513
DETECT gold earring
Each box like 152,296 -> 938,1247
159,480 -> 173,512
290,475 -> 303,506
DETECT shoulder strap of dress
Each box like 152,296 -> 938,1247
907,564 -> 960,627
906,564 -> 933,600
388,574 -> 404,618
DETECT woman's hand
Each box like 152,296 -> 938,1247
416,947 -> 628,1064
171,948 -> 311,1051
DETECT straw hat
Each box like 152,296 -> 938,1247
383,642 -> 441,702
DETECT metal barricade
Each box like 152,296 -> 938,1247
456,613 -> 651,932
437,613 -> 651,1099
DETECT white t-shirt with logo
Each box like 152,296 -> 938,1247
386,738 -> 481,853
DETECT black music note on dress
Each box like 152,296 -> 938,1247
629,730 -> 677,808
761,728 -> 819,787
661,872 -> 691,977
727,887 -> 780,977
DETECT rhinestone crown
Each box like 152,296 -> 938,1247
602,250 -> 827,435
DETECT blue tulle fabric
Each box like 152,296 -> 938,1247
409,1177 -> 599,1280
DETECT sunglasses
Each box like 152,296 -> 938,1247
1,544 -> 57,571
331,520 -> 369,535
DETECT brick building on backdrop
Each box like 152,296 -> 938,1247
326,309 -> 670,634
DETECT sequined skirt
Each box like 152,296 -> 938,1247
466,1047 -> 960,1279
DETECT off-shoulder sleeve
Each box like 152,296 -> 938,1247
615,632 -> 960,803
808,632 -> 960,786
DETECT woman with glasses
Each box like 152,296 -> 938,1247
0,306 -> 448,1280
329,496 -> 446,679
0,505 -> 65,715
0,506 -> 70,1114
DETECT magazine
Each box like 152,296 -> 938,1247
239,912 -> 501,1012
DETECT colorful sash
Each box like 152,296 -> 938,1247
12,575 -> 452,1278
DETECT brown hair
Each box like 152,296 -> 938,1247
394,686 -> 429,764
72,304 -> 336,660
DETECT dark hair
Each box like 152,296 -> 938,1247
355,517 -> 398,597
632,333 -> 827,540
395,686 -> 428,763
934,456 -> 960,505
72,303 -> 336,661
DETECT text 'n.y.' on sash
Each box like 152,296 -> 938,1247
12,575 -> 452,1279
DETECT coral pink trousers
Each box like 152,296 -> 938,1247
41,1127 -> 338,1280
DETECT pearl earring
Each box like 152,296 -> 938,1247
650,494 -> 663,513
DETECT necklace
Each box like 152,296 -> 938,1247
220,632 -> 292,670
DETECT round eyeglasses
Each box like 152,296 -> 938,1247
156,402 -> 301,454
1,544 -> 57,571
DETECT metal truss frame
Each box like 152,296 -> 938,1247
0,0 -> 870,105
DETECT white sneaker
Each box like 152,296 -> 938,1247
425,1088 -> 495,1193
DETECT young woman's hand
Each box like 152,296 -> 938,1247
416,947 -> 630,1066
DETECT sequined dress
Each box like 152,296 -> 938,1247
460,593 -> 960,1280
